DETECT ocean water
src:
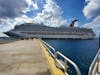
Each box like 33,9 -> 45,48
44,38 -> 99,75
0,37 -> 15,43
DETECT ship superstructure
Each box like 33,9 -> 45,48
5,23 -> 95,39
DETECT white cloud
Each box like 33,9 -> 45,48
0,0 -> 39,18
82,16 -> 100,36
0,0 -> 38,33
0,15 -> 33,32
32,1 -> 38,10
83,16 -> 100,28
23,0 -> 38,13
33,0 -> 67,27
13,15 -> 33,25
83,0 -> 100,18
0,21 -> 11,33
82,0 -> 100,36
0,19 -> 15,32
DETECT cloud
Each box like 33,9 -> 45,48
0,15 -> 33,32
13,15 -> 33,25
0,19 -> 15,32
0,0 -> 67,27
23,0 -> 39,13
82,16 -> 100,36
83,0 -> 100,18
83,16 -> 100,28
0,0 -> 27,18
0,0 -> 39,32
26,0 -> 38,10
33,0 -> 67,27
0,0 -> 38,19
82,0 -> 100,36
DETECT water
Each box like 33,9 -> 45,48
43,38 -> 99,75
0,37 -> 15,43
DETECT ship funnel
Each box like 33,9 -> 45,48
69,19 -> 78,27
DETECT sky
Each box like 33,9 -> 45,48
0,0 -> 100,37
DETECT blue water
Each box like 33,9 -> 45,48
44,39 -> 99,75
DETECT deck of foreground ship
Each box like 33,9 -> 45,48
0,39 -> 50,75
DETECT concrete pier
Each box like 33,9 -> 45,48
0,39 -> 50,75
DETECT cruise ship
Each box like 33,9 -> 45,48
4,20 -> 95,39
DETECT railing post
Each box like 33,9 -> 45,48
54,51 -> 57,59
64,59 -> 68,72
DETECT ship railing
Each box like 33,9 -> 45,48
40,39 -> 81,75
88,48 -> 100,75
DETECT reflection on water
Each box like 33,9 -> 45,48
44,38 -> 99,75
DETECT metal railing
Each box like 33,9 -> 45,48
41,39 -> 81,75
88,48 -> 100,75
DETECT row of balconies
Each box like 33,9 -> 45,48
20,31 -> 93,36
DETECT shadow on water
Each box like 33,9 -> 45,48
44,38 -> 99,75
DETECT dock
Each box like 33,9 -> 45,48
0,38 -> 85,75
0,39 -> 50,75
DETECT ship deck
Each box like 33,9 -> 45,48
0,39 -> 50,75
